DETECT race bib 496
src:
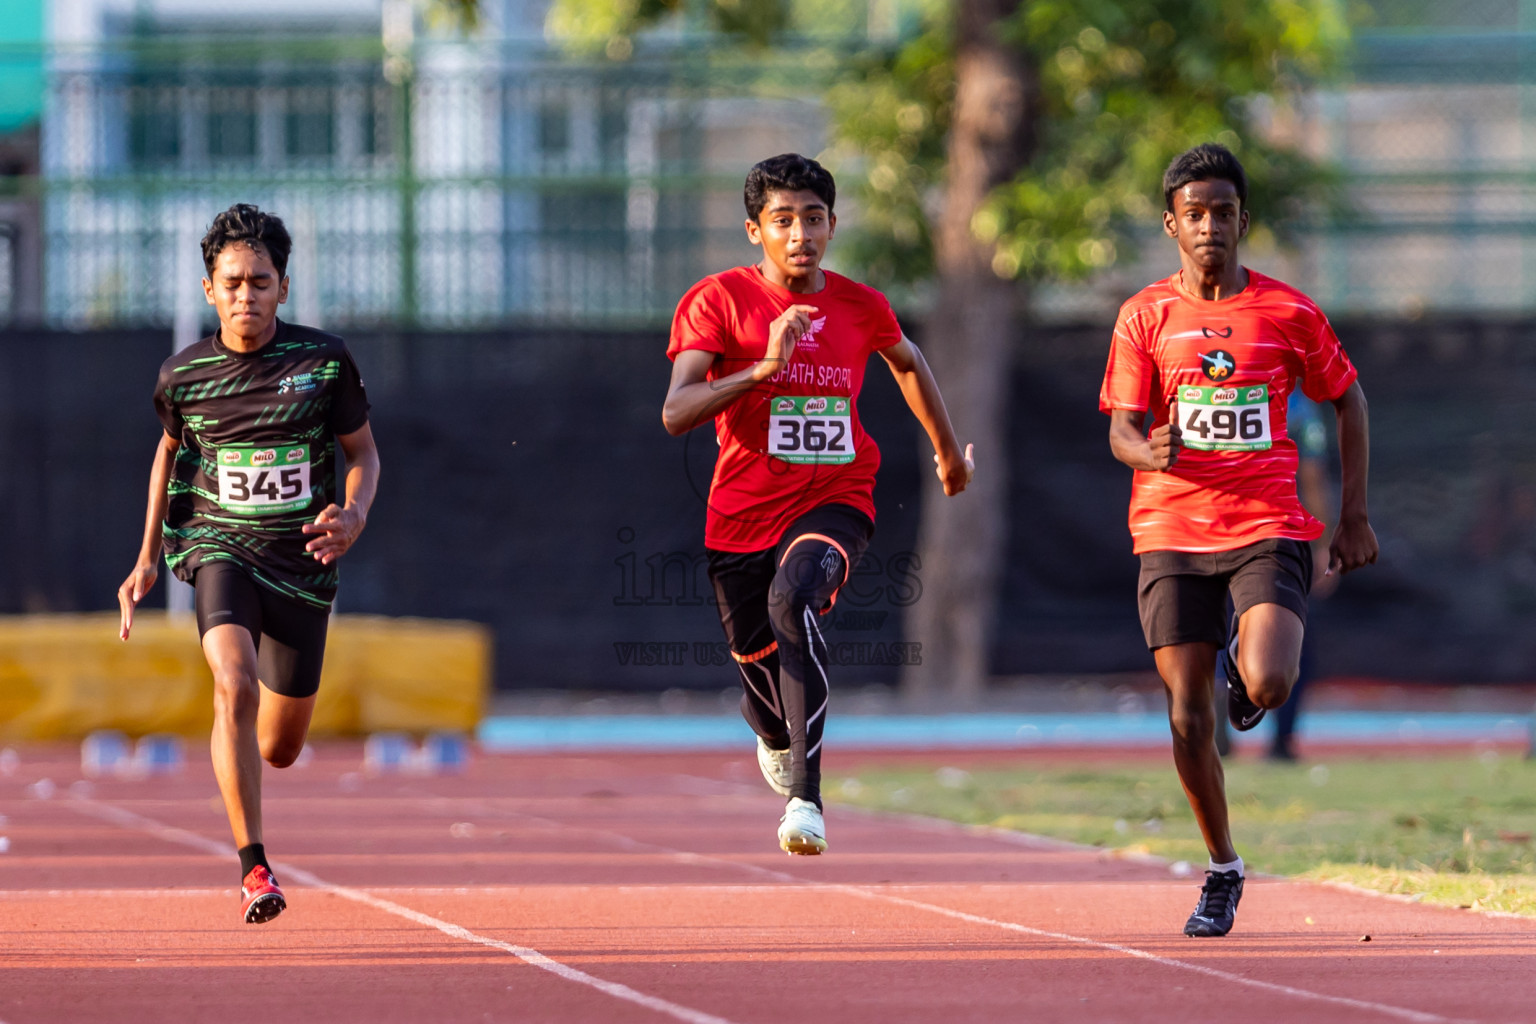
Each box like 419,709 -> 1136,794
217,444 -> 313,514
1176,385 -> 1272,451
768,396 -> 855,464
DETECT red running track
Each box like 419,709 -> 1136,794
2,743 -> 1534,1024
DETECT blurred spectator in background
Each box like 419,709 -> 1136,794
1268,391 -> 1338,761
1215,391 -> 1337,760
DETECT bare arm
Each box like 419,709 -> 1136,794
302,422 -> 381,565
879,336 -> 974,495
1108,402 -> 1181,472
1297,454 -> 1339,596
1327,380 -> 1377,575
662,349 -> 772,436
661,303 -> 821,436
117,431 -> 181,639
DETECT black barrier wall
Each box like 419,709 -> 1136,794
2,320 -> 1532,687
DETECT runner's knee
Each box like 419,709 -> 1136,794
768,572 -> 825,625
261,735 -> 304,769
211,668 -> 259,721
1167,694 -> 1217,748
1243,667 -> 1294,710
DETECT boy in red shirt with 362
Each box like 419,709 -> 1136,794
665,154 -> 973,854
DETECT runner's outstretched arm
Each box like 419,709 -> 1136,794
662,303 -> 819,435
1326,380 -> 1377,575
117,431 -> 181,640
302,423 -> 380,566
1109,402 -> 1181,472
878,336 -> 974,496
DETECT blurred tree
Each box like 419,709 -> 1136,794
548,0 -> 1348,698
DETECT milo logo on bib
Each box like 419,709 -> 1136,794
1177,384 -> 1273,452
767,395 -> 855,465
217,443 -> 313,514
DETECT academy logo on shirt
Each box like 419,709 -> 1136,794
1200,349 -> 1236,381
278,372 -> 317,395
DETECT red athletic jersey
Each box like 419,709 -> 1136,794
667,266 -> 903,552
1099,269 -> 1358,554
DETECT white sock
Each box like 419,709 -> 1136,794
1209,856 -> 1244,876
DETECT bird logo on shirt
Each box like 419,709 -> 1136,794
799,316 -> 828,349
1201,349 -> 1236,381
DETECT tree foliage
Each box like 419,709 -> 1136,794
547,0 -> 1349,290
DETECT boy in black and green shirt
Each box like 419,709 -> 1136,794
118,204 -> 381,924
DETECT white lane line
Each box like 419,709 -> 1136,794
836,888 -> 1473,1024
64,798 -> 741,1024
535,772 -> 1479,1024
432,793 -> 1471,1023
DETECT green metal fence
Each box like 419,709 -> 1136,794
8,17 -> 1536,327
23,38 -> 817,329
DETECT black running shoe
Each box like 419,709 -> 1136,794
1184,869 -> 1244,937
1219,638 -> 1265,732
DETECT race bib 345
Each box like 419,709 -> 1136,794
217,444 -> 313,514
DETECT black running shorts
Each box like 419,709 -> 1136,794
193,560 -> 331,698
1137,538 -> 1313,651
706,503 -> 875,661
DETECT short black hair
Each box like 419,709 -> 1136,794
1162,144 -> 1248,212
201,203 -> 292,278
744,153 -> 836,221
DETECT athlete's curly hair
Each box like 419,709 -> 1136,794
744,154 -> 836,221
1162,144 -> 1248,212
201,203 -> 293,278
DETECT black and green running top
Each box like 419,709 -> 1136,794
153,320 -> 371,609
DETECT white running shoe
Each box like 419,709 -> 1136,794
756,737 -> 792,796
778,797 -> 827,855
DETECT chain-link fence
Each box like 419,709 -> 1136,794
8,17 -> 1536,328
29,38 -> 823,329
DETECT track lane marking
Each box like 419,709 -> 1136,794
413,790 -> 1480,1023
63,798 -> 742,1024
450,773 -> 1481,1024
42,773 -> 1487,1024
836,888 -> 1475,1024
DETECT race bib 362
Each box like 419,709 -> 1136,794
767,396 -> 855,464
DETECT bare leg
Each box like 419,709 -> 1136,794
1234,602 -> 1306,710
258,685 -> 316,769
1154,642 -> 1238,864
203,624 -> 264,849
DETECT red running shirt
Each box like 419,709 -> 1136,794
1099,270 -> 1358,554
668,266 -> 903,552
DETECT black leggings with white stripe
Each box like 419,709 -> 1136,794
706,504 -> 874,809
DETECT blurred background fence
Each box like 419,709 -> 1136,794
7,36 -> 828,329
6,3 -> 1536,328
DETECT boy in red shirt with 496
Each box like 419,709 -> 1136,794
1101,144 -> 1378,937
665,154 -> 974,854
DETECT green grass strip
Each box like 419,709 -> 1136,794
833,753 -> 1536,915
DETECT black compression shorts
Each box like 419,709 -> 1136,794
1137,538 -> 1313,650
706,503 -> 875,662
193,560 -> 331,699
